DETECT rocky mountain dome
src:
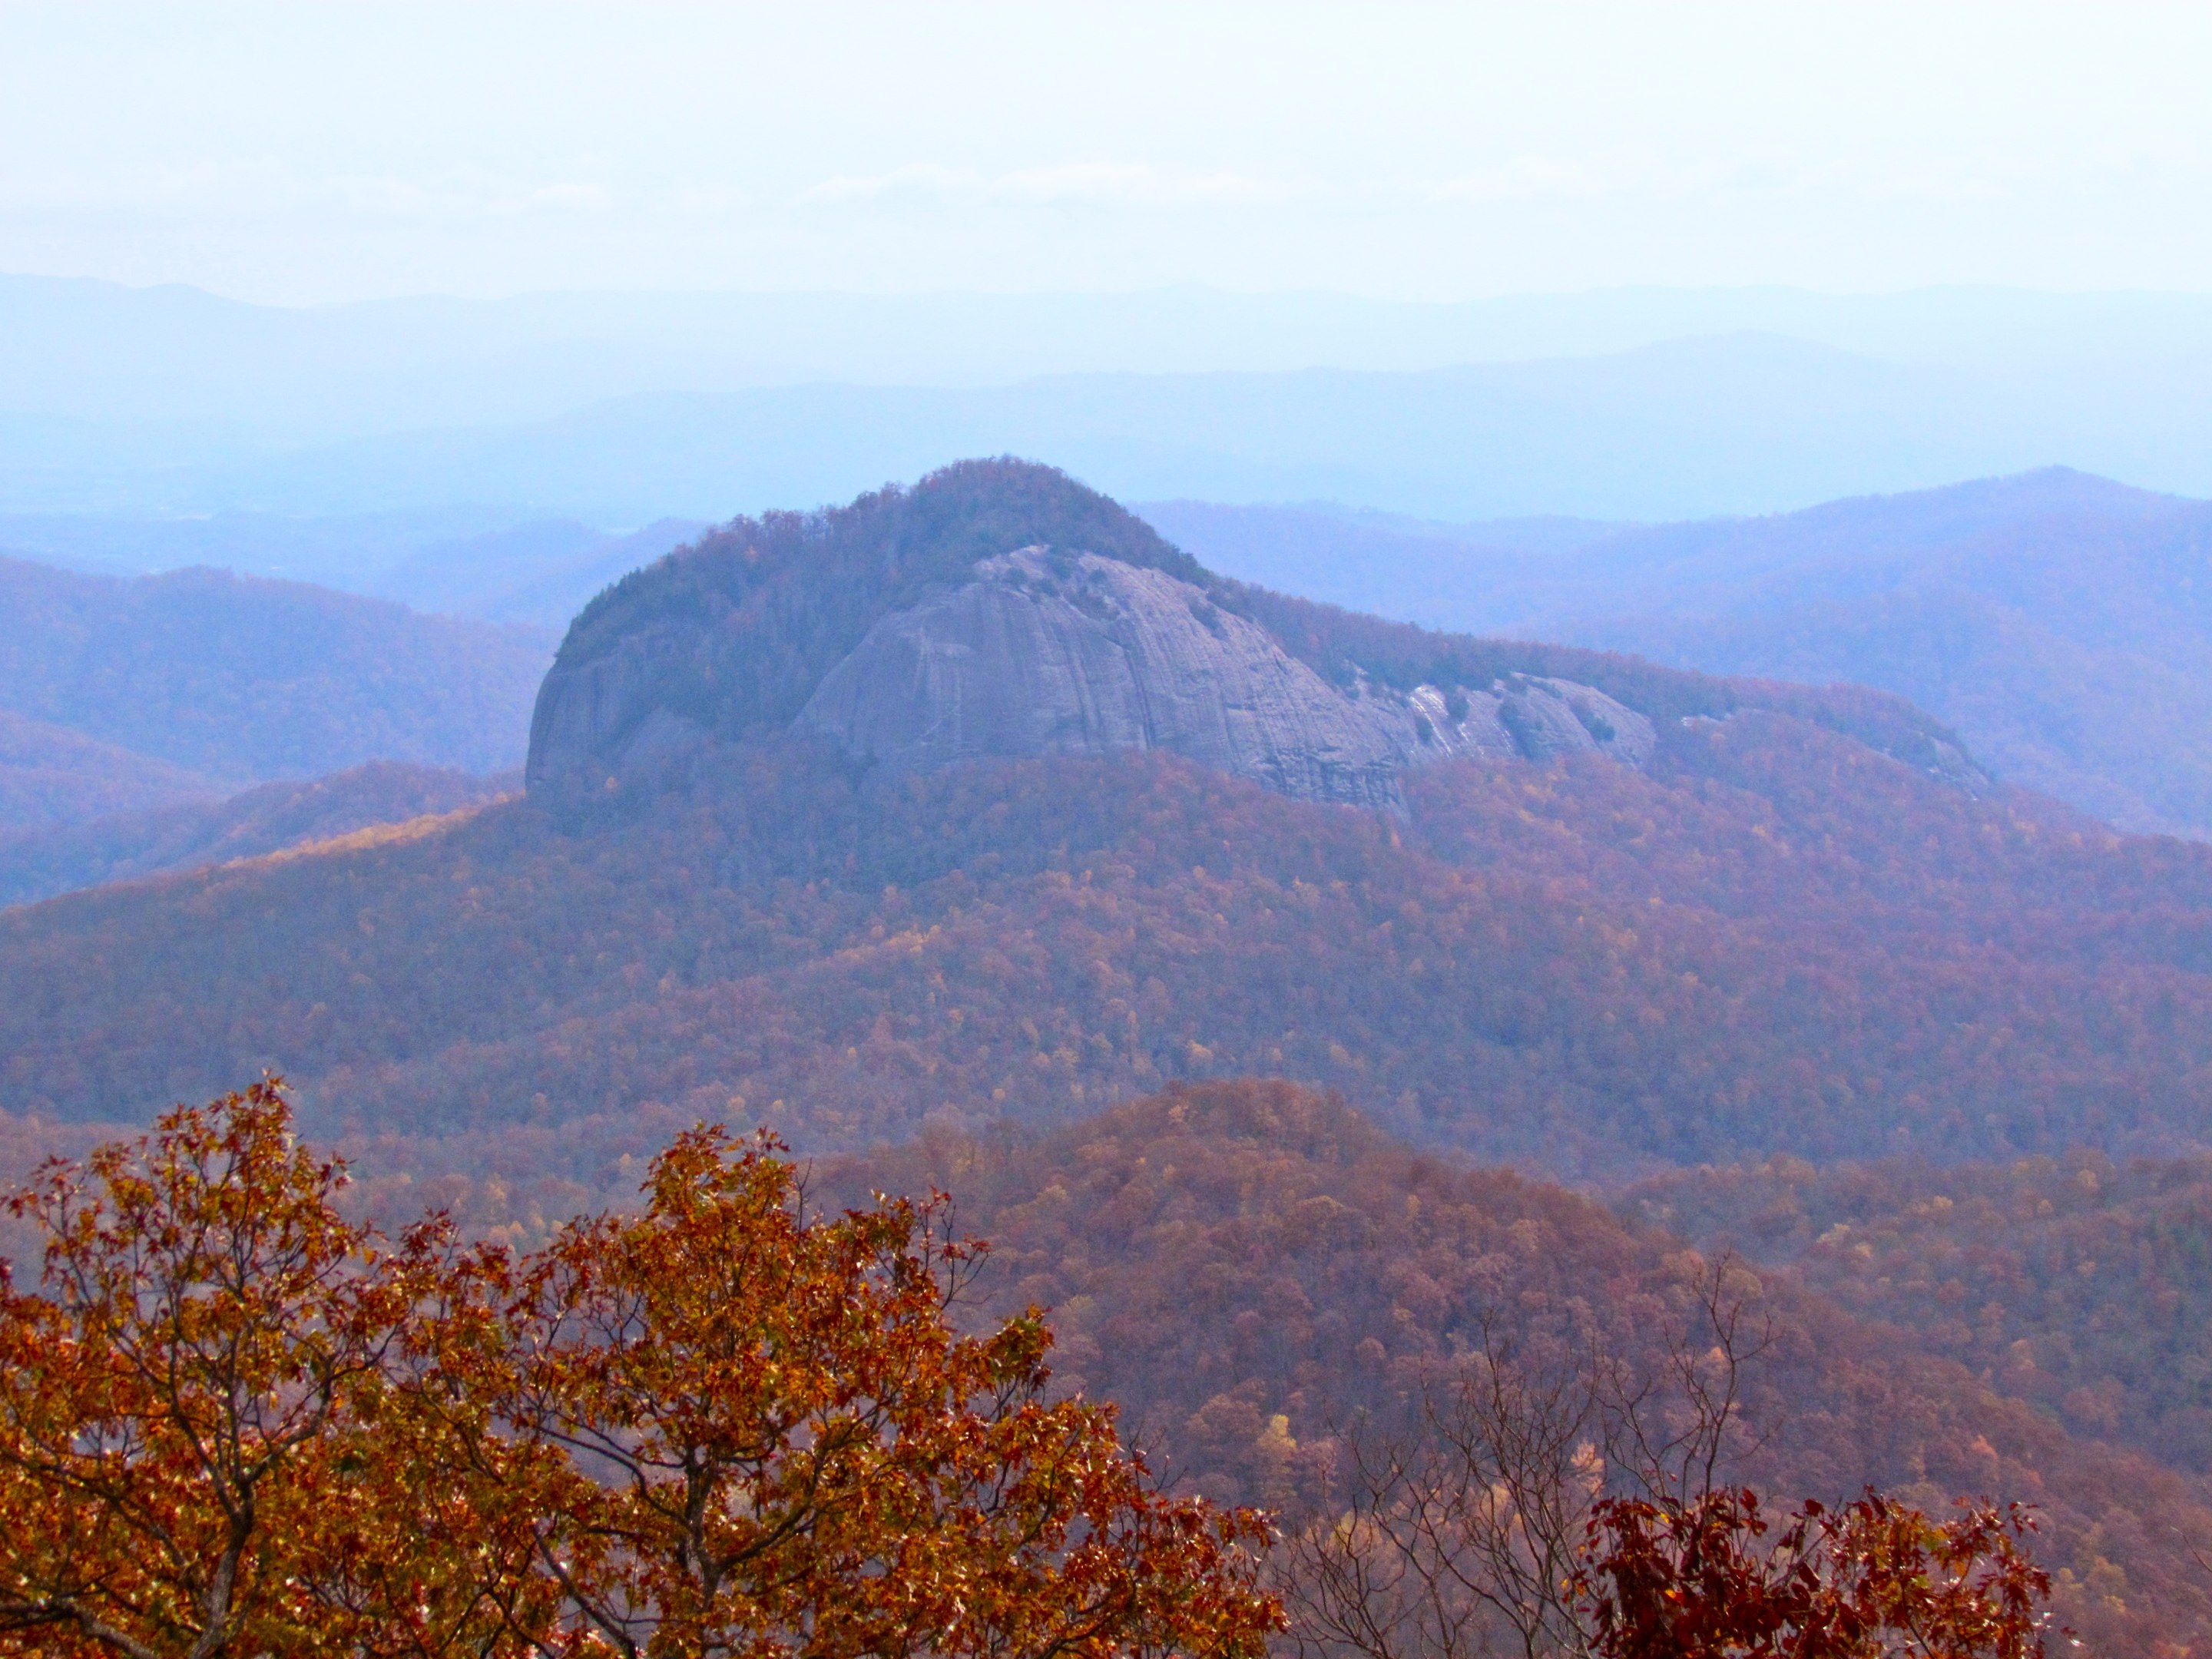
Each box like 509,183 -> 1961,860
525,459 -> 1959,810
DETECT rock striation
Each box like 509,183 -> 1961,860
531,541 -> 1656,813
793,548 -> 1412,807
790,547 -> 1654,810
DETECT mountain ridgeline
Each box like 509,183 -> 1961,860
1149,468 -> 2212,839
0,553 -> 550,834
526,459 -> 1975,813
13,460 -> 2212,1654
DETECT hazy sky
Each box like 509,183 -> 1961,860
6,2 -> 2212,305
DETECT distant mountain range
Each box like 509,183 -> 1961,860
9,333 -> 2212,525
13,461 -> 2212,1649
19,278 -> 2212,433
0,555 -> 548,832
1147,467 -> 2212,838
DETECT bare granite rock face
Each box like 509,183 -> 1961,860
526,639 -> 714,796
790,548 -> 1655,809
527,525 -> 1661,810
793,549 -> 1414,808
1403,676 -> 1656,770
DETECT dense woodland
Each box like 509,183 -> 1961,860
5,707 -> 2210,1179
0,1081 -> 2081,1658
0,554 -> 548,829
0,705 -> 220,833
13,459 -> 2212,1654
816,1080 -> 2210,1654
1632,1148 -> 2212,1478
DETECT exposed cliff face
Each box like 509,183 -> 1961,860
787,547 -> 1656,809
525,459 -> 1962,813
793,549 -> 1414,807
527,633 -> 711,797
531,532 -> 1656,810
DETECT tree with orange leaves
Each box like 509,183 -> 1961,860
442,1122 -> 1281,1658
0,1085 -> 1282,1659
0,1081 -> 401,1657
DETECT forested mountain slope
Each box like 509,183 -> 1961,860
1631,1148 -> 2212,1479
2,707 -> 2207,1180
0,553 -> 551,829
0,704 -> 224,834
7,461 -> 2209,1177
1151,469 -> 2212,838
0,761 -> 513,909
821,1081 -> 2212,1655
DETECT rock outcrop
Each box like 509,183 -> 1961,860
789,547 -> 1654,810
518,459 -> 1823,813
530,540 -> 1657,812
793,548 -> 1416,807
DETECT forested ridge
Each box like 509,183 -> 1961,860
1633,1148 -> 2212,1479
0,760 -> 513,909
0,1078 -> 2093,1657
819,1080 -> 2212,1654
0,553 -> 548,832
14,459 -> 2212,1655
6,706 -> 2210,1177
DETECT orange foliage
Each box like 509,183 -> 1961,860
8,712 -> 2212,1184
0,1084 -> 1278,1659
827,1081 -> 2212,1657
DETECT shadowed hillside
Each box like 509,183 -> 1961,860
0,553 -> 551,830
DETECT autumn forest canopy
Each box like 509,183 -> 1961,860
0,1083 -> 2063,1659
14,459 -> 2212,1653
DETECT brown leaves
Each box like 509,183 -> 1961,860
1577,1488 -> 2053,1659
0,1078 -> 394,1657
462,1122 -> 1280,1658
0,1085 -> 1282,1659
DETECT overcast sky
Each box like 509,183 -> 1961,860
6,2 -> 2212,305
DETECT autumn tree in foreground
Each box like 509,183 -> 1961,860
0,1081 -> 400,1657
0,1083 -> 1281,1659
1575,1488 -> 2051,1659
442,1124 -> 1283,1658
